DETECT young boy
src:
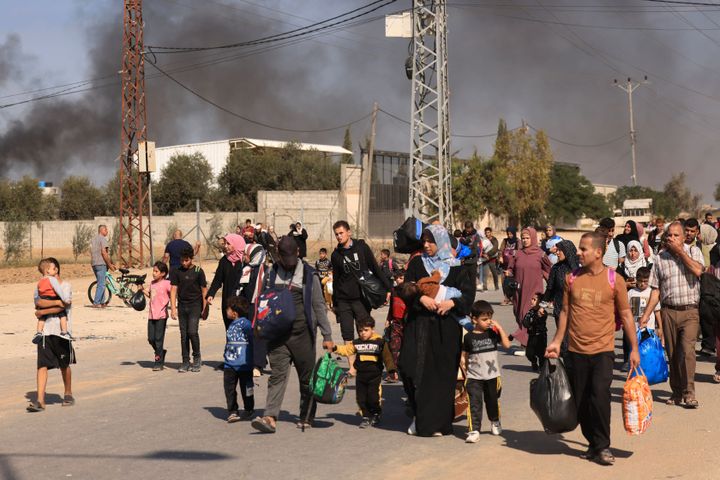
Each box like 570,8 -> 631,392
333,315 -> 397,428
379,249 -> 398,286
522,293 -> 548,372
624,266 -> 663,368
397,270 -> 474,332
170,247 -> 208,373
223,296 -> 255,423
33,259 -> 71,344
315,248 -> 333,308
462,300 -> 511,443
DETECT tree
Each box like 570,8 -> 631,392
341,127 -> 353,164
546,164 -> 611,225
59,176 -> 104,220
663,173 -> 701,217
153,153 -> 215,215
5,176 -> 45,221
71,223 -> 94,260
452,152 -> 487,221
3,220 -> 29,263
216,142 -> 341,210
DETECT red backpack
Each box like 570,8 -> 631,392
568,268 -> 622,331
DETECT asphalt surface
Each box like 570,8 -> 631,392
2,288 -> 720,480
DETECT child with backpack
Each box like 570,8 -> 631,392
333,315 -> 397,428
462,300 -> 511,443
142,261 -> 172,371
522,292 -> 548,372
170,246 -> 208,373
223,296 -> 255,423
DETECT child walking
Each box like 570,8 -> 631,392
223,296 -> 255,423
522,293 -> 548,372
170,247 -> 208,373
33,259 -> 71,343
334,315 -> 397,428
143,261 -> 171,371
462,300 -> 511,443
624,266 -> 662,369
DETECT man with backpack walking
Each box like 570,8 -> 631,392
251,236 -> 334,433
546,231 -> 640,466
331,220 -> 391,376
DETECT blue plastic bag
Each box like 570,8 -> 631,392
633,328 -> 668,385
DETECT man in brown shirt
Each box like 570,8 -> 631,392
546,231 -> 639,466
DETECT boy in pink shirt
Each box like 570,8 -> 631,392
142,262 -> 172,371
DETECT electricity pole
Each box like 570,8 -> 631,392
614,76 -> 647,187
358,102 -> 378,238
408,0 -> 453,227
119,0 -> 151,266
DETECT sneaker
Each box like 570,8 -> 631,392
152,362 -> 162,372
178,362 -> 190,373
407,419 -> 417,436
465,431 -> 480,443
491,421 -> 502,436
31,333 -> 43,345
513,349 -> 526,357
579,448 -> 594,460
190,357 -> 202,372
227,412 -> 241,423
359,417 -> 371,429
370,414 -> 381,427
431,432 -> 443,437
593,448 -> 615,466
238,410 -> 255,421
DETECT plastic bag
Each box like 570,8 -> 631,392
529,358 -> 578,434
623,366 -> 653,435
634,328 -> 668,385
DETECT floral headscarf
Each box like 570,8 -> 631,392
421,224 -> 460,282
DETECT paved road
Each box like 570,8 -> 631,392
2,288 -> 719,480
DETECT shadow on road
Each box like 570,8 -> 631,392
24,391 -> 63,406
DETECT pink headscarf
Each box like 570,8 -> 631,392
521,227 -> 541,254
224,234 -> 246,266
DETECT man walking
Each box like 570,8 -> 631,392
331,220 -> 391,376
163,229 -> 200,270
546,231 -> 640,466
639,221 -> 704,408
90,225 -> 115,308
597,218 -> 625,269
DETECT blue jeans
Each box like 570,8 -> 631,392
92,264 -> 108,305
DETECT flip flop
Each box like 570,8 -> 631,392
62,395 -> 75,407
26,402 -> 45,412
251,417 -> 276,434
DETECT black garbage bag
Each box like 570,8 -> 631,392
529,358 -> 578,434
393,217 -> 427,254
129,290 -> 147,311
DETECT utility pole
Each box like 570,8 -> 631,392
614,76 -> 647,187
358,102 -> 378,238
119,0 -> 150,267
407,0 -> 453,227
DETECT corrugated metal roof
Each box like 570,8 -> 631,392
231,138 -> 352,155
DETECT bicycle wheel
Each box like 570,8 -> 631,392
87,281 -> 112,305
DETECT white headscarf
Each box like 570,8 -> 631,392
624,240 -> 647,279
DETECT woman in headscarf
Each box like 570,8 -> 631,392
498,226 -> 519,305
206,234 -> 246,330
506,227 -> 551,347
622,240 -> 647,286
542,239 -> 579,357
616,220 -> 640,250
399,225 -> 475,437
700,223 -> 718,268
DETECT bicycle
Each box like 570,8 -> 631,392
87,268 -> 147,307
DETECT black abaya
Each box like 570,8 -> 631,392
398,255 -> 476,437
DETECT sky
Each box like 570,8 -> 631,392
0,0 -> 718,203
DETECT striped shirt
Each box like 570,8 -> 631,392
649,244 -> 704,307
602,239 -> 626,269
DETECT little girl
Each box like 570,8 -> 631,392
143,261 -> 172,371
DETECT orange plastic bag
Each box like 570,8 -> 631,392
622,366 -> 653,435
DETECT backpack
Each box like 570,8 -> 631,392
224,318 -> 253,370
254,268 -> 296,342
568,268 -> 622,331
394,216 -> 427,254
309,353 -> 348,404
700,272 -> 720,326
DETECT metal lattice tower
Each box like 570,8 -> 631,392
119,0 -> 149,266
407,0 -> 453,227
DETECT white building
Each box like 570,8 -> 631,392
153,137 -> 353,181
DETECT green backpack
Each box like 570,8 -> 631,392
309,353 -> 348,405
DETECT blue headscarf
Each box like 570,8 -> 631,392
421,224 -> 460,282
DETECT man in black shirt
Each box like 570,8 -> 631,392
170,247 -> 208,373
331,220 -> 391,376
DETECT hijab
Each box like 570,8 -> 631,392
224,234 -> 246,266
624,240 -> 647,278
520,227 -> 541,255
617,220 -> 640,247
421,224 -> 460,282
700,224 -> 718,267
556,240 -> 579,271
505,226 -> 518,248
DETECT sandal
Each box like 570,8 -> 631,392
713,371 -> 720,384
666,396 -> 683,406
62,395 -> 75,407
296,421 -> 313,430
250,416 -> 276,434
683,398 -> 699,409
26,402 -> 45,412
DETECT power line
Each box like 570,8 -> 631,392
147,0 -> 397,53
527,125 -> 628,147
641,0 -> 720,6
145,58 -> 373,133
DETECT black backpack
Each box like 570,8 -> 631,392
700,273 -> 720,326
